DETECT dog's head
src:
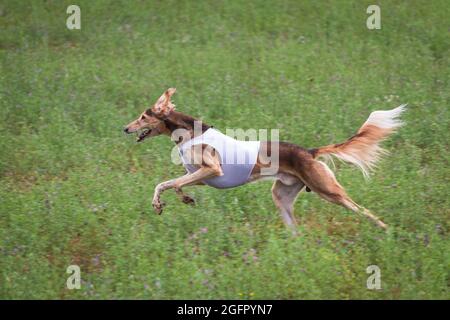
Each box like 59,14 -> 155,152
123,88 -> 176,142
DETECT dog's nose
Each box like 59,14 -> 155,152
123,127 -> 129,133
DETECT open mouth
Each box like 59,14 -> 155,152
136,128 -> 152,142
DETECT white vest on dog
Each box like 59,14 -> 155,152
178,128 -> 260,189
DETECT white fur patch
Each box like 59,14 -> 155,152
363,104 -> 407,130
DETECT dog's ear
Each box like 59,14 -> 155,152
152,88 -> 176,116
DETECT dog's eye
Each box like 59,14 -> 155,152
140,116 -> 146,121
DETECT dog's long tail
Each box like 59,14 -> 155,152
310,105 -> 407,178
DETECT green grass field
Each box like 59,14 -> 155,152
0,0 -> 448,299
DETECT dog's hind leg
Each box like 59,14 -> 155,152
152,168 -> 219,214
299,160 -> 388,230
271,180 -> 305,229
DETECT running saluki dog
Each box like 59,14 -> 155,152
124,88 -> 406,230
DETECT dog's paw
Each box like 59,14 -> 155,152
182,195 -> 195,206
152,200 -> 165,215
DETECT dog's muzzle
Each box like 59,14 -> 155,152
136,128 -> 152,142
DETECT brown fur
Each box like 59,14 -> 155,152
124,88 -> 403,231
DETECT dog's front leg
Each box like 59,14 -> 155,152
174,187 -> 196,205
152,167 -> 220,214
151,178 -> 196,213
174,179 -> 207,205
152,180 -> 174,214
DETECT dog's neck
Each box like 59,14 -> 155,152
162,111 -> 211,145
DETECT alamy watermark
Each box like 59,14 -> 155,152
169,121 -> 280,175
366,265 -> 381,290
366,5 -> 381,30
65,5 -> 381,31
66,265 -> 81,289
66,5 -> 81,30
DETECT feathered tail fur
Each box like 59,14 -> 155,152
311,105 -> 407,178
